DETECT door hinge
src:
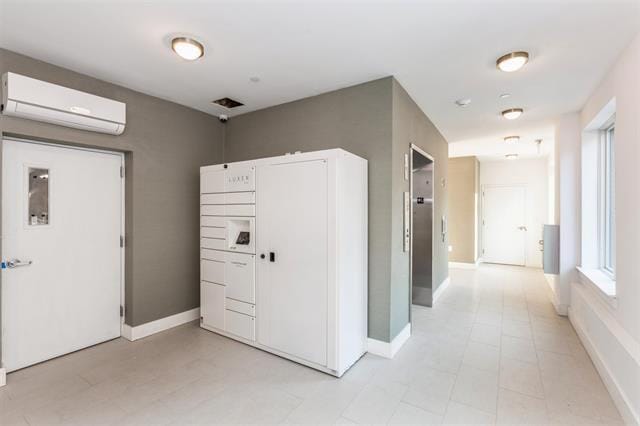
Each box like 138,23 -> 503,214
120,305 -> 124,317
120,235 -> 125,248
120,166 -> 125,178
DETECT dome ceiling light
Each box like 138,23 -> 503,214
504,136 -> 520,144
496,51 -> 529,72
502,108 -> 524,120
505,154 -> 519,160
171,37 -> 204,61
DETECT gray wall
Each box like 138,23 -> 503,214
225,77 -> 449,342
0,49 -> 225,328
390,80 -> 449,339
0,50 -> 448,346
224,77 -> 394,341
448,156 -> 479,263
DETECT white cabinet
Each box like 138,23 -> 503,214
200,149 -> 367,377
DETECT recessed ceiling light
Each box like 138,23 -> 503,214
499,93 -> 511,99
171,37 -> 204,61
505,154 -> 519,160
496,51 -> 529,72
455,98 -> 471,107
504,135 -> 520,144
502,108 -> 524,120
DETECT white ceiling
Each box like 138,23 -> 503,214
449,121 -> 555,162
1,0 -> 638,156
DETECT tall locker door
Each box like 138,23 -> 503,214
256,159 -> 328,366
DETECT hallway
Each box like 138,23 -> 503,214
0,265 -> 621,425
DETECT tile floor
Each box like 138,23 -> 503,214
0,264 -> 623,425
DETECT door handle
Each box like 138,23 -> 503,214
3,259 -> 33,269
517,226 -> 527,231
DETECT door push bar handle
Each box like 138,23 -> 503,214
1,259 -> 33,269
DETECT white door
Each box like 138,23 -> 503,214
2,139 -> 123,372
482,185 -> 526,266
256,159 -> 328,366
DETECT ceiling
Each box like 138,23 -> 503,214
1,0 -> 638,156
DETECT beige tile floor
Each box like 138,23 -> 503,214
0,264 -> 623,425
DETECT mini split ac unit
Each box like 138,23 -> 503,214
1,72 -> 126,135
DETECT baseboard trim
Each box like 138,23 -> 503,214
544,274 -> 569,316
0,367 -> 6,387
569,306 -> 639,425
367,323 -> 411,359
432,277 -> 450,305
448,261 -> 478,270
121,308 -> 200,342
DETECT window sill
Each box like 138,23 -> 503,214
576,266 -> 617,309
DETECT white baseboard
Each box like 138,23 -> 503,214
121,308 -> 200,342
432,277 -> 450,305
367,323 -> 411,359
448,261 -> 478,269
544,274 -> 569,316
0,367 -> 6,387
569,283 -> 640,425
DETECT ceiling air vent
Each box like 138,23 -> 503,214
212,97 -> 244,109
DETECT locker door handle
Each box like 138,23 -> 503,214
269,252 -> 275,262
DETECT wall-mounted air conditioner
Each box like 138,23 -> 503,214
1,72 -> 126,135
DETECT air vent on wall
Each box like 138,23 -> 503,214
212,97 -> 244,109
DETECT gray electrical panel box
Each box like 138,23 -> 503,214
543,224 -> 560,275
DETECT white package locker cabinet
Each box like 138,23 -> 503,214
200,149 -> 367,377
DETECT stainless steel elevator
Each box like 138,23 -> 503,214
411,149 -> 434,307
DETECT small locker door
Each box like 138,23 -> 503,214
256,159 -> 328,366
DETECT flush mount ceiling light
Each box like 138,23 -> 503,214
505,154 -> 519,160
504,135 -> 520,144
171,37 -> 204,61
496,51 -> 529,72
499,93 -> 512,99
502,108 -> 524,120
455,98 -> 471,107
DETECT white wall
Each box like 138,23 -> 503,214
563,32 -> 640,425
551,113 -> 582,314
480,158 -> 549,268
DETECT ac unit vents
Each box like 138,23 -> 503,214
212,97 -> 244,109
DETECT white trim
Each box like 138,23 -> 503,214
569,304 -> 638,425
572,282 -> 640,366
0,368 -> 6,387
121,308 -> 200,342
367,323 -> 411,359
432,277 -> 450,305
448,261 -> 478,269
576,266 -> 617,308
543,274 -> 568,316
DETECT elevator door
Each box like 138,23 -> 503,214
411,153 -> 434,307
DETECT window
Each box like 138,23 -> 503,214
28,167 -> 50,226
600,123 -> 615,277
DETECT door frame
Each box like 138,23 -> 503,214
0,137 -> 126,370
408,143 -> 435,320
480,183 -> 527,266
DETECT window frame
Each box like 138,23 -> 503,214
598,119 -> 616,278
